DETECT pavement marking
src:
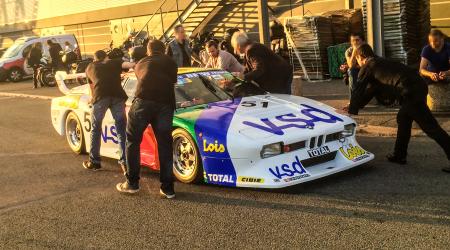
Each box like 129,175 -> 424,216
0,92 -> 53,100
0,190 -> 75,214
0,151 -> 71,158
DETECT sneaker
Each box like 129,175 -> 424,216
386,153 -> 407,165
82,161 -> 102,171
116,181 -> 140,194
160,184 -> 175,199
120,163 -> 127,175
442,166 -> 450,173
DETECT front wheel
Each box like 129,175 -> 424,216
8,68 -> 23,82
172,128 -> 203,184
65,112 -> 85,154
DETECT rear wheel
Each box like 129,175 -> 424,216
8,68 -> 23,82
65,112 -> 85,154
172,128 -> 203,184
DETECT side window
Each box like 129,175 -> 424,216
22,44 -> 33,57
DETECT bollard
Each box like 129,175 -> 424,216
291,75 -> 303,96
427,83 -> 450,112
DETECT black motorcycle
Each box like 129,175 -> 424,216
36,58 -> 57,87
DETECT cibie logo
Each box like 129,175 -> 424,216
203,139 -> 225,153
242,104 -> 343,135
269,156 -> 310,182
238,176 -> 264,183
340,144 -> 369,162
207,174 -> 234,183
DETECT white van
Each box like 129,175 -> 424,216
0,34 -> 80,82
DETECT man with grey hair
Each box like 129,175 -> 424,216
166,24 -> 192,67
231,31 -> 292,94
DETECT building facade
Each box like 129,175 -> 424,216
0,0 -> 447,57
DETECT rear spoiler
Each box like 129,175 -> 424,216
55,71 -> 87,95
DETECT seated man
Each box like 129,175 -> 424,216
345,33 -> 365,100
420,29 -> 450,84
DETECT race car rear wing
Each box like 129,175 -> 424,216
55,71 -> 87,95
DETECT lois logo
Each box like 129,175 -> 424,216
203,139 -> 225,153
340,144 -> 368,162
242,104 -> 343,135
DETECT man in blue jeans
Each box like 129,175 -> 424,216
345,33 -> 365,102
83,50 -> 135,172
116,40 -> 178,198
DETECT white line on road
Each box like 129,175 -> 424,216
0,92 -> 53,100
0,151 -> 71,158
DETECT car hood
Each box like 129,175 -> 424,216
186,94 -> 352,144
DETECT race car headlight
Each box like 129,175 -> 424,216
341,123 -> 356,138
260,142 -> 283,159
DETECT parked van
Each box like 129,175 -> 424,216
0,34 -> 80,82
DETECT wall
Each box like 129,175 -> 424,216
430,0 -> 450,35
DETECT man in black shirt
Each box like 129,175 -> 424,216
116,40 -> 178,197
47,40 -> 63,71
231,31 -> 293,94
347,44 -> 450,173
83,50 -> 135,172
27,42 -> 43,89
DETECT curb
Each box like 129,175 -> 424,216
356,124 -> 424,137
0,92 -> 53,100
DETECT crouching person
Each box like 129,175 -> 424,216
83,50 -> 135,172
347,44 -> 450,173
116,40 -> 178,197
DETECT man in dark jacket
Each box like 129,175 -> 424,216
83,50 -> 135,172
347,44 -> 450,173
231,31 -> 292,94
166,24 -> 192,67
27,42 -> 43,89
47,40 -> 63,71
117,40 -> 178,198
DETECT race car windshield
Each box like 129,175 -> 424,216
175,71 -> 233,108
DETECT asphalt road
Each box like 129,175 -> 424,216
0,85 -> 450,249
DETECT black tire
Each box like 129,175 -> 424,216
8,68 -> 23,82
172,128 -> 203,184
39,68 -> 56,87
65,112 -> 85,154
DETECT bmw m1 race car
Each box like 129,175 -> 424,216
51,68 -> 374,188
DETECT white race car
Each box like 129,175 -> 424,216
51,68 -> 374,188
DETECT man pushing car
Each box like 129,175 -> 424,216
83,50 -> 135,172
345,44 -> 450,173
116,40 -> 178,198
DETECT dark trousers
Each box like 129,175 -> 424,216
348,68 -> 359,100
126,98 -> 174,188
32,65 -> 39,88
394,99 -> 450,160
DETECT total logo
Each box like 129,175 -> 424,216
242,104 -> 343,135
308,145 -> 331,158
269,156 -> 310,182
340,144 -> 369,162
203,139 -> 225,153
206,174 -> 234,183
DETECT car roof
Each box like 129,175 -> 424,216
123,67 -> 220,78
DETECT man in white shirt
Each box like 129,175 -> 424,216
205,40 -> 244,73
